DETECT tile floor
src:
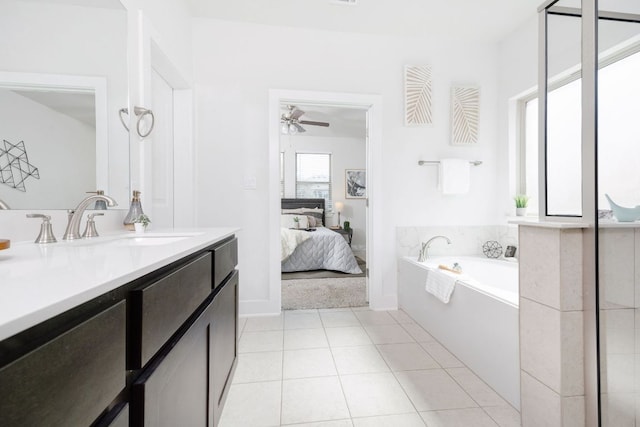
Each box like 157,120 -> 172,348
220,308 -> 521,427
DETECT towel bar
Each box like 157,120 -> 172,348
418,160 -> 482,166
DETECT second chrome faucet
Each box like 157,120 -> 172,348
418,235 -> 452,262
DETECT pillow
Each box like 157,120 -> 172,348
281,214 -> 309,229
282,207 -> 324,227
306,215 -> 317,227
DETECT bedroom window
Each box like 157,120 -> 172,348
296,153 -> 332,211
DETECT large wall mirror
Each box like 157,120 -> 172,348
0,0 -> 129,210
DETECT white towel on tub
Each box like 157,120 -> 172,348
439,158 -> 470,194
425,268 -> 459,303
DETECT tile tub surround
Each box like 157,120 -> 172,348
225,308 -> 521,427
518,225 -> 585,427
397,225 -> 519,259
0,227 -> 238,341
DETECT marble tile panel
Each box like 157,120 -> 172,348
520,371 -> 560,427
599,228 -> 635,309
283,348 -> 337,379
483,405 -> 522,427
233,351 -> 283,384
446,367 -> 508,407
518,226 -> 561,310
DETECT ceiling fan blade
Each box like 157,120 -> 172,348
290,108 -> 305,120
292,123 -> 306,133
299,120 -> 330,127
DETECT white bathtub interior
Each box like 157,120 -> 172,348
398,255 -> 520,410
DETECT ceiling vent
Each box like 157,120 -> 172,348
330,0 -> 358,5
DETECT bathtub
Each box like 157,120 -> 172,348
398,256 -> 520,409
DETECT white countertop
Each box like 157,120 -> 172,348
0,227 -> 238,341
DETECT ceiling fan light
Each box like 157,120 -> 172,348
288,123 -> 298,134
281,122 -> 289,134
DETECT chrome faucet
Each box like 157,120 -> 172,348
63,194 -> 117,240
418,235 -> 452,262
0,198 -> 9,210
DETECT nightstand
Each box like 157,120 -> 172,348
331,227 -> 353,246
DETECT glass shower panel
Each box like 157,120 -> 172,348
545,10 -> 583,216
597,8 -> 640,426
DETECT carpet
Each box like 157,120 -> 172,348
281,277 -> 367,310
281,257 -> 366,280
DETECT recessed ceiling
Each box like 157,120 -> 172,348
187,0 -> 541,43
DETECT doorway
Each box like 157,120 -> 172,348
279,103 -> 368,309
267,89 -> 384,314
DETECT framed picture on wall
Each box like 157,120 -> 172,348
345,169 -> 366,199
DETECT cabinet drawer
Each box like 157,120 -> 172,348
0,301 -> 126,427
132,299 -> 211,427
130,252 -> 212,368
213,237 -> 237,289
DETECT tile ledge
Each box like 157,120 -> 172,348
508,218 -> 589,229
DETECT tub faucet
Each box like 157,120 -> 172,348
63,194 -> 117,240
418,235 -> 452,262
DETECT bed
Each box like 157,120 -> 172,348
280,198 -> 362,274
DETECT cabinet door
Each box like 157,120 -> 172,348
211,270 -> 239,426
132,299 -> 211,427
0,301 -> 126,427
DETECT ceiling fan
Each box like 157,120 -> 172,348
280,105 -> 330,134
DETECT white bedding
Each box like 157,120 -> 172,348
281,227 -> 362,274
281,228 -> 312,261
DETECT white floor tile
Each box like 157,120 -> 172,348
332,345 -> 390,375
340,372 -> 415,418
238,317 -> 247,335
218,381 -> 281,427
387,310 -> 415,324
326,326 -> 373,347
233,351 -> 283,384
285,311 -> 323,329
364,324 -> 415,344
244,314 -> 284,332
352,413 -> 426,426
321,311 -> 362,328
483,406 -> 522,427
401,323 -> 436,343
420,408 -> 499,427
284,328 -> 329,350
351,306 -> 372,311
354,311 -> 397,325
420,341 -> 464,368
446,367 -> 507,407
395,369 -> 477,411
319,308 -> 355,313
239,330 -> 284,353
281,377 -> 350,424
284,348 -> 338,379
376,343 -> 440,371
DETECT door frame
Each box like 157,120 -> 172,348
268,89 -> 384,312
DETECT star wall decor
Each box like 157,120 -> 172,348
0,140 -> 40,192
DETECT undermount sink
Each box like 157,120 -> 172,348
69,232 -> 203,247
112,232 -> 203,246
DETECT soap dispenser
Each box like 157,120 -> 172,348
123,190 -> 144,231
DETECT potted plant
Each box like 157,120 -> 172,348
293,216 -> 300,229
133,214 -> 151,233
514,195 -> 529,216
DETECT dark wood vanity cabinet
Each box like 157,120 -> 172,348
0,235 -> 238,427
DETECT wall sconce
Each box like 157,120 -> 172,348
334,201 -> 344,227
118,106 -> 155,138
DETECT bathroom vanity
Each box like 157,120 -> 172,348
0,228 -> 238,427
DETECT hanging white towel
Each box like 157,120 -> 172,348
425,268 -> 459,303
439,158 -> 470,194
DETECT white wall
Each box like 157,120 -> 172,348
280,134 -> 367,253
193,19 -> 502,314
